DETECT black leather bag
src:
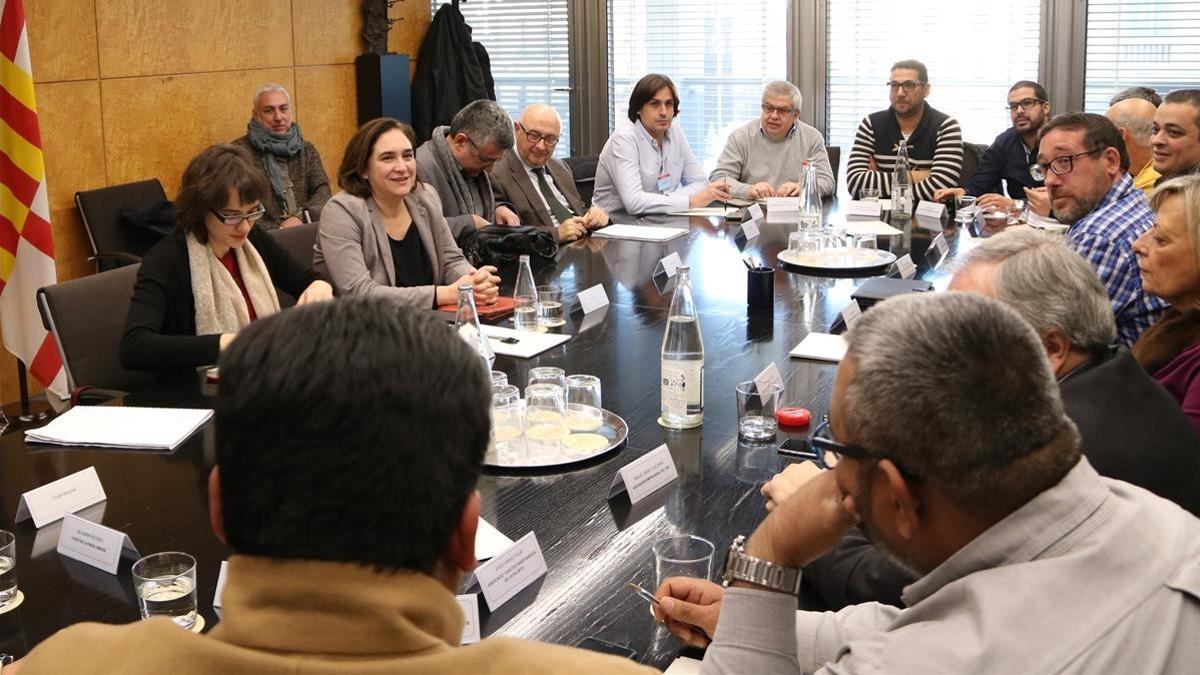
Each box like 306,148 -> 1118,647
460,225 -> 558,268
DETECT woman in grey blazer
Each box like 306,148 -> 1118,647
316,118 -> 500,308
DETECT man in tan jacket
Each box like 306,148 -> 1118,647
15,297 -> 653,674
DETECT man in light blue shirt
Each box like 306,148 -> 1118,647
592,73 -> 730,215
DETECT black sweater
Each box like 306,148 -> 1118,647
120,227 -> 320,374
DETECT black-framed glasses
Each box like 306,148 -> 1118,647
809,418 -> 923,483
464,135 -> 503,164
1005,98 -> 1046,112
1029,147 -> 1104,181
209,207 -> 266,225
516,122 -> 559,147
761,103 -> 797,117
887,80 -> 925,92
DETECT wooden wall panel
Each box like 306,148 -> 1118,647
95,0 -> 294,79
292,0 -> 361,67
27,0 -> 99,83
392,1 -> 432,58
294,65 -> 358,188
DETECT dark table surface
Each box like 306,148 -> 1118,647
0,204 -> 971,668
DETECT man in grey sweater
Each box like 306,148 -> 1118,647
709,81 -> 835,200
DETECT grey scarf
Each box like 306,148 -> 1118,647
430,125 -> 495,219
247,119 -> 305,208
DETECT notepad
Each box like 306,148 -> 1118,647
25,406 -> 213,450
789,332 -> 848,363
481,325 -> 571,359
592,224 -> 689,242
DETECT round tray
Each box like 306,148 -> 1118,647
484,405 -> 628,469
778,247 -> 897,273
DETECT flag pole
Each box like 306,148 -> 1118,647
15,360 -> 49,424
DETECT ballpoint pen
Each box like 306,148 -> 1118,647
627,582 -> 712,641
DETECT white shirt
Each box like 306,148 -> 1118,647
519,155 -> 573,226
592,119 -> 708,215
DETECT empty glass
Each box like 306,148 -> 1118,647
0,531 -> 17,610
859,187 -> 880,201
653,535 -> 715,587
736,381 -> 782,441
132,552 -> 198,630
490,370 -> 508,387
537,285 -> 566,328
528,366 -> 567,392
565,374 -> 603,432
524,383 -> 567,462
491,384 -> 524,463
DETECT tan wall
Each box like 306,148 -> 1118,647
3,0 -> 430,404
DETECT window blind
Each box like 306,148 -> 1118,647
1084,1 -> 1200,112
431,1 -> 572,157
607,0 -> 788,172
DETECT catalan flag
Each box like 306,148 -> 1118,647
0,0 -> 65,397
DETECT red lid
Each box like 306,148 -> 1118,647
776,406 -> 811,427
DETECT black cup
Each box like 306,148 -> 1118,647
747,267 -> 774,311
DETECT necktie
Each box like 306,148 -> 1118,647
534,167 -> 575,224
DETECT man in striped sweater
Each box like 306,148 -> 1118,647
846,59 -> 963,202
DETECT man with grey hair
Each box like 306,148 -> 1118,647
232,83 -> 331,230
1106,96 -> 1161,195
1110,85 -> 1162,107
416,99 -> 521,241
709,80 -> 834,199
653,292 -> 1200,673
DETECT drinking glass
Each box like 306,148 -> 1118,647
0,531 -> 17,610
859,188 -> 880,201
735,381 -> 782,441
536,285 -> 566,328
565,374 -> 603,432
653,535 -> 715,587
856,235 -> 879,250
491,384 -> 524,463
490,370 -> 508,387
788,231 -> 803,253
524,383 -> 567,462
528,366 -> 567,392
132,552 -> 198,630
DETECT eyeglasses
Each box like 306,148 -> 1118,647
464,135 -> 504,165
209,207 -> 266,225
516,123 -> 559,147
1005,98 -> 1046,112
887,80 -> 925,92
809,417 -> 923,483
761,103 -> 797,117
1029,147 -> 1104,181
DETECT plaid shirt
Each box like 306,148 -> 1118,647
1067,173 -> 1167,346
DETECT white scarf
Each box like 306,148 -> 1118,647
185,232 -> 281,335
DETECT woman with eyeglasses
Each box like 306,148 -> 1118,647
121,144 -> 333,374
1132,174 -> 1200,434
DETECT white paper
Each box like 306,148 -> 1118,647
789,332 -> 848,362
933,232 -> 949,256
747,203 -> 764,221
481,325 -> 570,359
56,513 -> 138,575
915,200 -> 946,218
665,206 -> 742,218
456,594 -> 481,644
844,220 -> 902,237
658,251 -> 683,278
15,466 -> 107,528
25,407 -> 212,451
841,299 -> 863,329
764,197 -> 799,223
846,200 -> 882,217
754,362 -> 784,395
476,518 -> 514,561
895,253 -> 917,279
879,198 -> 892,210
664,656 -> 704,675
577,284 -> 610,314
473,531 -> 547,610
592,224 -> 688,242
213,560 -> 229,608
609,444 -> 678,503
741,217 -> 760,240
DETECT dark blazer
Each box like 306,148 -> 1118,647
801,348 -> 1200,611
490,150 -> 587,231
120,227 -> 321,375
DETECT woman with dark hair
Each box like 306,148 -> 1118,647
592,73 -> 730,215
315,117 -> 500,307
121,144 -> 333,374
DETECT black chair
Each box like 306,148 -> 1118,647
37,265 -> 155,402
268,222 -> 320,307
826,146 -> 841,186
563,154 -> 599,206
958,143 -> 994,192
74,179 -> 169,272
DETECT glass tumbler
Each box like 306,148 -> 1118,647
132,551 -> 198,630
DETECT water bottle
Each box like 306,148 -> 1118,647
797,161 -> 822,234
660,266 -> 704,428
513,254 -> 538,331
891,139 -> 912,220
454,284 -> 495,374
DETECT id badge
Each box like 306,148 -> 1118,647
656,172 -> 674,192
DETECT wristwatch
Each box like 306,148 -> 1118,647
721,535 -> 802,594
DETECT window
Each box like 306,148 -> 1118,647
1084,1 -> 1200,112
827,1 -> 1041,165
607,0 -> 788,172
432,0 -> 571,157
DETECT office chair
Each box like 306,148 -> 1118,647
74,179 -> 170,272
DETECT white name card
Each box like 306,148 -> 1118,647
457,594 -> 481,644
747,203 -> 764,221
473,531 -> 547,610
765,197 -> 799,223
15,466 -> 106,528
895,253 -> 916,280
740,217 -> 760,240
932,232 -> 949,256
841,299 -> 863,329
915,200 -> 946,219
56,513 -> 138,575
754,362 -> 784,395
658,251 -> 683,278
213,560 -> 229,608
846,200 -> 882,217
609,444 -> 679,503
577,284 -> 610,314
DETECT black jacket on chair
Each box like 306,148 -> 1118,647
412,3 -> 495,142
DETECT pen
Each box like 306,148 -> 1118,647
628,582 -> 712,642
742,257 -> 754,271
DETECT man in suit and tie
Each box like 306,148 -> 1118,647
491,104 -> 608,242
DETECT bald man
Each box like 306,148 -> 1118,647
490,104 -> 608,242
1106,97 -> 1161,196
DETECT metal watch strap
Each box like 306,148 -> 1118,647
721,535 -> 802,594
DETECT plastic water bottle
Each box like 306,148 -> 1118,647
454,284 -> 495,374
797,161 -> 822,234
660,266 -> 704,428
891,139 -> 912,220
513,254 -> 538,331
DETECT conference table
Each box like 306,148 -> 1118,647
0,203 -> 970,669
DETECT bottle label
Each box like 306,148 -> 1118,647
661,360 -> 704,417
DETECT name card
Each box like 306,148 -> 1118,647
473,531 -> 547,610
15,466 -> 106,528
740,217 -> 760,240
846,200 -> 882,217
56,513 -> 138,575
747,203 -> 764,221
754,362 -> 784,395
213,560 -> 229,608
841,299 -> 863,330
656,251 -> 683,278
765,197 -> 799,223
457,594 -> 481,644
915,200 -> 946,219
894,253 -> 916,280
577,284 -> 609,314
609,444 -> 679,503
932,232 -> 949,256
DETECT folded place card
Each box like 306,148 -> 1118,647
754,362 -> 784,395
213,560 -> 229,608
893,253 -> 917,279
789,332 -> 848,363
577,304 -> 610,333
841,299 -> 863,330
456,594 -> 481,644
476,518 -> 514,561
56,513 -> 139,575
740,217 -> 760,240
932,232 -> 949,256
764,197 -> 799,223
609,444 -> 678,504
846,200 -> 882,217
653,251 -> 684,279
915,200 -> 946,219
576,284 -> 610,314
16,466 -> 107,528
473,531 -> 547,610
747,203 -> 764,221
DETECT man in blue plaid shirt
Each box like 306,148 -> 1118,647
1034,113 -> 1167,345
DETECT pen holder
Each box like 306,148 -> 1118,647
746,266 -> 774,311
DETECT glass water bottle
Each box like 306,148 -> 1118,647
454,284 -> 495,373
513,254 -> 538,331
660,266 -> 704,428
